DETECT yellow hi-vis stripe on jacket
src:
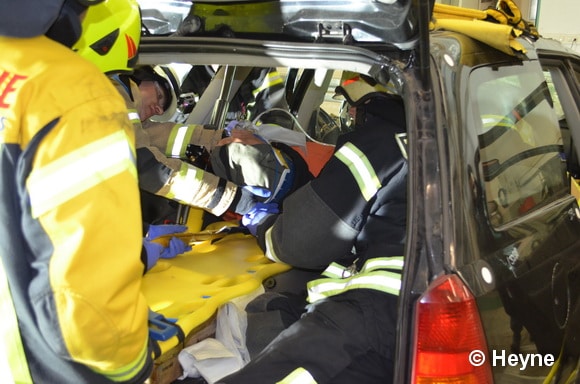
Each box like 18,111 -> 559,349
307,257 -> 404,303
334,142 -> 381,201
27,130 -> 136,218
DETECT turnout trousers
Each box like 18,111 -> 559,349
220,289 -> 398,384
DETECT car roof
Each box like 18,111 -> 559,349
138,0 -> 434,50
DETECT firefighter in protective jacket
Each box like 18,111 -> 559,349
75,24 -> 264,219
225,73 -> 408,383
0,0 -> 155,382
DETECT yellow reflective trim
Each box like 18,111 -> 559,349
276,367 -> 317,384
307,270 -> 402,303
253,71 -> 284,96
165,163 -> 204,203
481,114 -> 513,129
0,258 -> 33,384
321,257 -> 404,280
27,131 -> 137,218
91,341 -> 148,382
363,256 -> 404,272
167,125 -> 194,158
264,226 -> 285,264
321,262 -> 349,278
334,142 -> 381,201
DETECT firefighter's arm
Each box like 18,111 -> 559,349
30,97 -> 153,382
143,120 -> 223,159
259,182 -> 359,270
136,145 -> 238,216
137,145 -> 261,217
258,140 -> 371,269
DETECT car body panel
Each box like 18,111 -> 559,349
140,0 -> 433,48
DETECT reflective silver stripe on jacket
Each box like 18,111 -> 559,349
307,256 -> 404,303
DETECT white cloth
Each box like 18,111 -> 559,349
227,120 -> 307,150
177,287 -> 264,383
254,123 -> 307,150
177,338 -> 242,383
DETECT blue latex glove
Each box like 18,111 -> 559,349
224,119 -> 255,136
232,185 -> 272,214
243,185 -> 272,198
224,120 -> 241,136
143,224 -> 191,271
146,224 -> 188,240
241,202 -> 280,236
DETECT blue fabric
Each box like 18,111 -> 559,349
269,150 -> 295,204
0,0 -> 64,37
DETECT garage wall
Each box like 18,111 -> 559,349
440,0 -> 532,16
536,0 -> 580,54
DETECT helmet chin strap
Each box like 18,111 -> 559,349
45,0 -> 87,47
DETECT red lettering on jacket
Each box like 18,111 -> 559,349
0,71 -> 27,109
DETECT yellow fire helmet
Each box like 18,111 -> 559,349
74,0 -> 142,74
333,71 -> 397,107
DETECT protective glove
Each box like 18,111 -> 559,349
241,202 -> 280,236
224,119 -> 253,136
231,185 -> 272,215
143,224 -> 192,271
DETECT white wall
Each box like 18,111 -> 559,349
536,0 -> 580,53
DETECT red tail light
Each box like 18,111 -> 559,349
411,274 -> 493,384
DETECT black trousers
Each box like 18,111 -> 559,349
220,289 -> 398,384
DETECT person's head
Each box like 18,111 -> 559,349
334,71 -> 399,130
0,0 -> 105,46
73,0 -> 141,74
130,65 -> 179,121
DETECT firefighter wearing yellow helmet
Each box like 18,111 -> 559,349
0,0 -> 156,382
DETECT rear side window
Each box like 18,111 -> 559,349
467,65 -> 567,228
541,62 -> 580,180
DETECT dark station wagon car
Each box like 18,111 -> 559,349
135,0 -> 580,382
